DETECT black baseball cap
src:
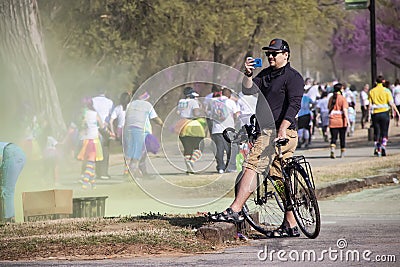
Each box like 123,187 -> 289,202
262,38 -> 290,52
183,86 -> 199,97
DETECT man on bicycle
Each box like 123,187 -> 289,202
210,38 -> 304,238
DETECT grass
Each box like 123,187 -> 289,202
0,215 -> 230,261
313,154 -> 399,184
161,152 -> 400,198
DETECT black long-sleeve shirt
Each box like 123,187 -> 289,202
242,62 -> 304,130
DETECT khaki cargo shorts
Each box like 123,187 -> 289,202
242,128 -> 298,176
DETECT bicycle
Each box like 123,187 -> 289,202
222,118 -> 321,239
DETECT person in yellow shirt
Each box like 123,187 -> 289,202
368,75 -> 400,156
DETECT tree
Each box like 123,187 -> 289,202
332,0 -> 400,74
0,0 -> 66,140
19,0 -> 351,124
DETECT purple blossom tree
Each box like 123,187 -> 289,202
333,1 -> 400,74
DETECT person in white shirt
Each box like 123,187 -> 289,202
203,85 -> 222,136
237,92 -> 257,127
316,92 -> 330,142
359,84 -> 370,129
109,92 -> 131,143
306,83 -> 320,103
210,88 -> 240,173
176,87 -> 206,174
304,79 -> 320,144
392,79 -> 400,127
343,83 -> 356,107
77,98 -> 105,189
92,89 -> 114,179
124,91 -> 163,177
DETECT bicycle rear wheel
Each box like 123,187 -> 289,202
287,162 -> 321,239
239,173 -> 285,236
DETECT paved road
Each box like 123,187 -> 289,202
5,184 -> 399,266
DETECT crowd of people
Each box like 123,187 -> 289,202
173,74 -> 400,177
295,76 -> 399,158
12,73 -> 400,194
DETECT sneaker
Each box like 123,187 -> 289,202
209,208 -> 245,223
381,147 -> 386,156
330,151 -> 335,159
80,181 -> 89,190
186,160 -> 195,174
376,147 -> 382,157
218,169 -> 224,174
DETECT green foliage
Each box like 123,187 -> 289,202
36,0 -> 347,118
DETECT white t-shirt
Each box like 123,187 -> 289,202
392,85 -> 400,106
110,105 -> 126,128
360,90 -> 370,107
237,92 -> 257,115
211,97 -> 239,134
125,100 -> 158,129
177,98 -> 200,119
316,97 -> 329,114
92,94 -> 114,123
203,93 -> 214,113
344,88 -> 355,104
306,85 -> 320,102
82,109 -> 99,140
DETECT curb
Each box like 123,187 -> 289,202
315,172 -> 398,199
199,172 -> 398,243
196,222 -> 237,244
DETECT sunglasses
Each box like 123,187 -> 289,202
265,51 -> 283,57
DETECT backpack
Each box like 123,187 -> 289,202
210,97 -> 230,122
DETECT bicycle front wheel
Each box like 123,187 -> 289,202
288,163 -> 321,239
240,173 -> 285,236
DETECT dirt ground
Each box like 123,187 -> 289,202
0,216 -> 244,261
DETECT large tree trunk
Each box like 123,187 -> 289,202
0,0 -> 65,140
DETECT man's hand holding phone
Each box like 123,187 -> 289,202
244,57 -> 262,77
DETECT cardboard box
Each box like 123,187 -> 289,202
22,189 -> 73,221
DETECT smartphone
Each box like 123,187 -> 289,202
253,58 -> 262,68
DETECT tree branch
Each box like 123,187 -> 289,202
384,57 -> 400,69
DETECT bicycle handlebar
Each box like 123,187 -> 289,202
222,115 -> 289,157
222,121 -> 260,144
